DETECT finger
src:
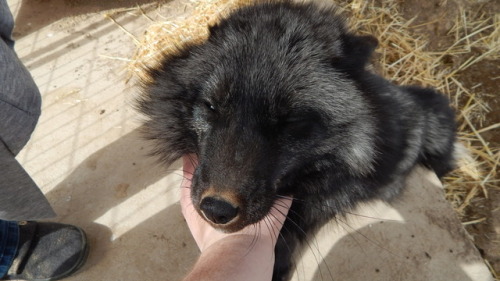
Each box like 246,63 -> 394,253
258,197 -> 293,240
181,154 -> 197,187
268,197 -> 293,224
181,155 -> 198,215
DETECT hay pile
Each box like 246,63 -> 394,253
124,0 -> 255,82
117,0 -> 499,276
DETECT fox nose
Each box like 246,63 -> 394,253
200,197 -> 239,225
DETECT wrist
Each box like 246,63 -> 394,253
184,234 -> 275,281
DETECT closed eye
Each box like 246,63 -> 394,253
281,116 -> 319,139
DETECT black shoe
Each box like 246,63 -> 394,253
2,221 -> 89,281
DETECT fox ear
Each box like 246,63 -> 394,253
338,34 -> 378,70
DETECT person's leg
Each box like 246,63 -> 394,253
0,1 -> 89,280
0,0 -> 55,222
0,0 -> 14,49
0,1 -> 40,274
0,220 -> 18,278
0,0 -> 41,156
0,0 -> 34,278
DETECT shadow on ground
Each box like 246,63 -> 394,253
43,128 -> 199,280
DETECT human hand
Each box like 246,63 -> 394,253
180,154 -> 292,252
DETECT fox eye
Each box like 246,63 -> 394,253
204,100 -> 216,112
283,117 -> 315,138
279,111 -> 323,139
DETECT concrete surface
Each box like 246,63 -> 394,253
8,0 -> 494,280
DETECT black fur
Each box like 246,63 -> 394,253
137,2 -> 456,280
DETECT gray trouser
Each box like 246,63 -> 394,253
0,0 -> 55,220
0,1 -> 41,155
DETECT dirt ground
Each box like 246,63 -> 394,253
400,0 -> 500,275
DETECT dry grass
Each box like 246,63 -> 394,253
113,0 -> 500,276
123,0 -> 255,83
339,0 -> 500,211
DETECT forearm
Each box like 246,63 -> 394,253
183,234 -> 275,281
